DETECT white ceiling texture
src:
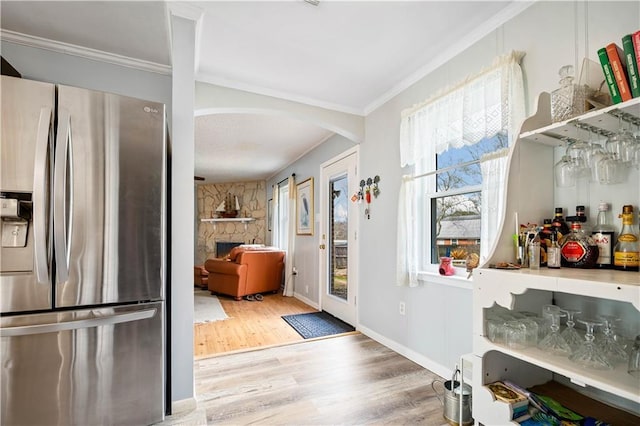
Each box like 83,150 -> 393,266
0,1 -> 526,182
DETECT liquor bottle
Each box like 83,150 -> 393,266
540,219 -> 554,264
547,231 -> 561,269
591,202 -> 615,269
552,207 -> 570,241
560,220 -> 599,268
575,205 -> 590,233
613,205 -> 640,272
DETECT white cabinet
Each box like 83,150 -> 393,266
472,95 -> 640,424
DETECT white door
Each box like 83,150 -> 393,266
319,147 -> 358,326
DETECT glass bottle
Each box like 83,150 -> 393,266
591,202 -> 616,269
613,205 -> 640,272
547,231 -> 562,269
550,65 -> 588,123
575,205 -> 590,233
552,207 -> 570,241
529,229 -> 541,270
560,221 -> 599,268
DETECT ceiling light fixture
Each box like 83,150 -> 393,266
304,0 -> 319,6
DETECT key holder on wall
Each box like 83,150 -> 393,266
352,175 -> 380,219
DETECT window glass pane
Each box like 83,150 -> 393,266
330,176 -> 348,300
431,192 -> 481,263
435,133 -> 507,191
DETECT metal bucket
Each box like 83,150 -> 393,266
431,369 -> 473,426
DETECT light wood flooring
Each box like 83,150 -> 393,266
194,290 -> 328,357
160,333 -> 448,425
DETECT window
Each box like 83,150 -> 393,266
274,182 -> 289,251
419,134 -> 508,266
397,51 -> 525,286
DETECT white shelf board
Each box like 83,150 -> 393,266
476,338 -> 640,404
519,97 -> 640,147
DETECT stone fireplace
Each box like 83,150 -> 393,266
216,241 -> 243,258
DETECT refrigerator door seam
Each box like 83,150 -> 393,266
53,109 -> 71,283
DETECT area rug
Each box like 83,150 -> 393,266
281,311 -> 355,339
194,289 -> 229,324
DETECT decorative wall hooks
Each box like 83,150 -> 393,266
352,175 -> 380,219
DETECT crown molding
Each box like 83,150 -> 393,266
0,29 -> 171,75
196,71 -> 365,117
362,1 -> 536,115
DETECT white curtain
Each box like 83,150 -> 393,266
396,51 -> 524,286
396,175 -> 419,287
271,185 -> 279,247
480,148 -> 509,264
283,175 -> 296,297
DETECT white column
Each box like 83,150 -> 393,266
169,3 -> 202,407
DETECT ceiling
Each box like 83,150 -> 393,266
0,0 -> 524,182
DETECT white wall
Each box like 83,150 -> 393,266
266,134 -> 356,305
358,1 -> 640,375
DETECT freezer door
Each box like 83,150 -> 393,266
0,76 -> 54,313
55,85 -> 166,307
1,302 -> 165,425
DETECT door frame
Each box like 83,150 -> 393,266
318,145 -> 359,327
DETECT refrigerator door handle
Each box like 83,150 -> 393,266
0,308 -> 156,337
53,110 -> 71,283
33,106 -> 52,284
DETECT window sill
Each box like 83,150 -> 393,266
417,270 -> 473,290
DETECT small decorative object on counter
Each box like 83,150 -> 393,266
591,202 -> 616,269
438,256 -> 455,276
560,220 -> 599,268
613,204 -> 639,272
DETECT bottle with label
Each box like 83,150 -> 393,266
613,205 -> 640,272
591,202 -> 615,269
560,220 -> 599,268
547,231 -> 561,269
540,219 -> 553,265
552,207 -> 570,241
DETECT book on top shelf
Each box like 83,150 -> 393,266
622,34 -> 640,97
606,42 -> 632,102
598,47 -> 622,104
633,30 -> 640,79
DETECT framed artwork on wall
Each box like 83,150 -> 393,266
296,177 -> 314,235
267,198 -> 273,231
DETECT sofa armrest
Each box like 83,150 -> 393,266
205,259 -> 245,276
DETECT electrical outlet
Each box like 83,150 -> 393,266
399,302 -> 406,316
305,285 -> 309,293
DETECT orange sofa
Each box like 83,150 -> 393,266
204,246 -> 285,300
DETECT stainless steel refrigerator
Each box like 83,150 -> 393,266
1,75 -> 166,425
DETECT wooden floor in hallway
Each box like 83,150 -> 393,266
194,290 -> 329,357
161,333 -> 448,425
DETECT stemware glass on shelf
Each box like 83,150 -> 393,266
569,318 -> 613,370
538,305 -> 571,356
560,308 -> 583,352
598,315 -> 629,365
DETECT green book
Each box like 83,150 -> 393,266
622,34 -> 640,97
598,47 -> 622,104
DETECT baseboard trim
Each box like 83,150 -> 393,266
293,292 -> 319,310
171,397 -> 197,416
357,324 -> 453,380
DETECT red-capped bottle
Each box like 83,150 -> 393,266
560,221 -> 599,268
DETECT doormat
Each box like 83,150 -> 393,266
281,311 -> 355,339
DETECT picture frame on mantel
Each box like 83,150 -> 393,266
267,198 -> 273,231
296,177 -> 313,235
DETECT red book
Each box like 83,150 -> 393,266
634,30 -> 640,76
606,42 -> 632,102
